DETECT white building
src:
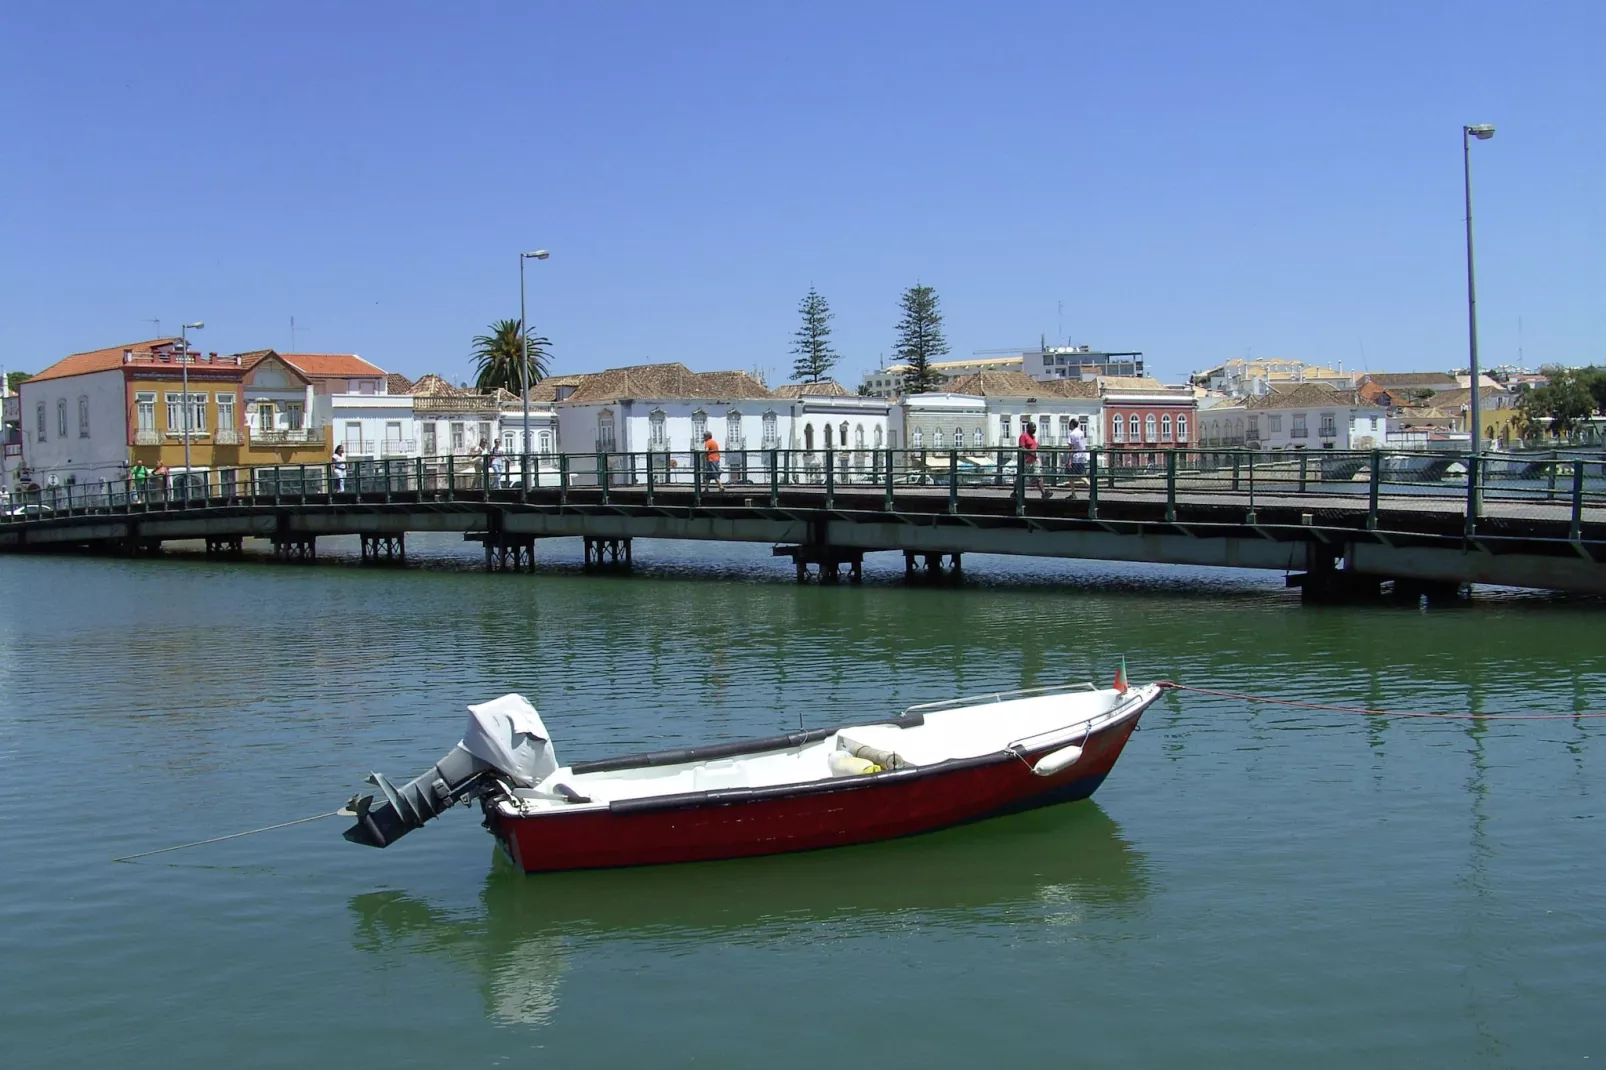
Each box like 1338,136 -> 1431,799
554,362 -> 777,484
859,355 -> 1025,398
943,372 -> 1105,451
1021,346 -> 1144,382
779,384 -> 896,484
898,392 -> 988,452
1203,384 -> 1388,450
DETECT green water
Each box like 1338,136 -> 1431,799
1,537 -> 1602,1067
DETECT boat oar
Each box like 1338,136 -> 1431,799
111,804 -> 353,863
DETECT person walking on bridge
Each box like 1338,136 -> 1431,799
1066,418 -> 1089,499
1019,421 -> 1049,500
702,430 -> 724,492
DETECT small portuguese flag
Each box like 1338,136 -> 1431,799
1113,656 -> 1129,694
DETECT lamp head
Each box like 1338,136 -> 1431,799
183,321 -> 205,329
1465,124 -> 1495,140
523,250 -> 550,260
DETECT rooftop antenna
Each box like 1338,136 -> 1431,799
1057,301 -> 1063,344
1518,315 -> 1523,367
145,318 -> 162,337
290,316 -> 309,352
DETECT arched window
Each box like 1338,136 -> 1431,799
934,428 -> 945,448
536,431 -> 553,458
36,402 -> 46,440
873,426 -> 883,448
78,396 -> 90,438
840,421 -> 849,444
1112,414 -> 1123,442
913,428 -> 924,448
823,423 -> 833,448
648,408 -> 667,449
854,424 -> 865,448
804,424 -> 815,450
1161,414 -> 1172,441
597,409 -> 616,451
974,428 -> 983,447
1177,415 -> 1188,442
762,410 -> 778,447
690,408 -> 708,446
57,399 -> 68,439
1145,414 -> 1157,442
726,410 -> 743,448
955,427 -> 964,448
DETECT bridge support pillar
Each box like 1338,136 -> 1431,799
774,545 -> 864,584
272,535 -> 316,562
487,535 -> 535,572
1289,551 -> 1379,604
584,536 -> 633,570
204,536 -> 243,558
1388,577 -> 1467,605
902,550 -> 962,583
360,533 -> 406,565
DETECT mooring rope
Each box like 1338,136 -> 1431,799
1156,682 -> 1606,721
112,809 -> 345,863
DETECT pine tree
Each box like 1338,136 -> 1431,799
895,284 -> 949,394
789,287 -> 838,383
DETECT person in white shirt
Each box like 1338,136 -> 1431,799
331,444 -> 348,493
1066,419 -> 1089,498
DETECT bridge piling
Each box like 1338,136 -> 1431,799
204,536 -> 243,558
271,535 -> 316,562
773,544 -> 863,584
360,534 -> 406,565
584,536 -> 632,570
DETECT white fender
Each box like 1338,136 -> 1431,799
1031,744 -> 1084,777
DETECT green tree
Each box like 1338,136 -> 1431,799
1519,367 -> 1597,437
789,287 -> 838,383
5,371 -> 30,395
470,319 -> 551,394
895,284 -> 949,394
1577,366 -> 1606,413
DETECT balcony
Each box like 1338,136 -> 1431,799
251,427 -> 325,446
1290,427 -> 1309,439
3,443 -> 19,458
1319,426 -> 1337,439
134,429 -> 162,445
380,438 -> 417,457
215,428 -> 243,445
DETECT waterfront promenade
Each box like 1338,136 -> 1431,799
3,447 -> 1603,596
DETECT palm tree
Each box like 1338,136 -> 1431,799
470,319 -> 551,394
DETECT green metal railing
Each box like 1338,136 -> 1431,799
4,446 -> 1603,540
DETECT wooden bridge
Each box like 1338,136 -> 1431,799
3,448 -> 1603,598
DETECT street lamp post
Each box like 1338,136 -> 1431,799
179,320 -> 205,496
519,250 -> 550,481
1462,124 -> 1494,513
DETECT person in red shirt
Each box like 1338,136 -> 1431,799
1018,421 -> 1050,500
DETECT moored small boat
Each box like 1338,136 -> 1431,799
341,681 -> 1160,873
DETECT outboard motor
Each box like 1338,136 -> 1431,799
343,694 -> 558,849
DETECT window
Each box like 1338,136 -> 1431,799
912,428 -> 923,448
1319,413 -> 1337,437
727,410 -> 743,447
283,402 -> 304,431
537,431 -> 553,459
954,427 -> 964,449
423,422 -> 437,455
854,424 -> 865,448
476,421 -> 492,450
78,396 -> 90,438
1161,414 -> 1173,441
256,403 -> 274,432
135,392 -> 155,432
216,393 -> 234,432
823,423 -> 833,448
804,424 -> 815,450
1177,415 -> 1188,442
1247,416 -> 1258,437
502,431 -> 515,452
1000,415 -> 1011,444
934,428 -> 944,448
1112,414 -> 1123,442
58,399 -> 68,439
1269,415 -> 1282,432
649,408 -> 668,449
345,422 -> 363,453
1370,416 -> 1379,431
1059,415 -> 1070,441
973,428 -> 983,447
762,410 -> 779,448
840,421 -> 849,446
189,393 -> 206,433
450,422 -> 465,450
873,425 -> 883,448
597,410 -> 616,451
386,421 -> 403,444
690,409 -> 707,445
166,393 -> 183,432
1291,414 -> 1308,438
1144,414 -> 1157,442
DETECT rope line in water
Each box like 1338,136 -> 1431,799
1156,682 -> 1606,721
112,809 -> 344,863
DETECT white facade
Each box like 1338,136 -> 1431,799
898,393 -> 987,452
975,395 -> 1104,450
243,356 -> 320,450
315,394 -> 421,460
17,368 -> 129,487
555,397 -> 787,485
1205,399 -> 1389,450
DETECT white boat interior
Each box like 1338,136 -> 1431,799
500,683 -> 1159,814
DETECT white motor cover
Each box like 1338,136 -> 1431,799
461,694 -> 558,787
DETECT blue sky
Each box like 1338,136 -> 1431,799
2,1 -> 1601,386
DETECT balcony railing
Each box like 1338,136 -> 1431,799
134,429 -> 162,445
1291,428 -> 1309,439
215,428 -> 243,445
251,428 -> 325,446
380,438 -> 417,457
3,443 -> 19,458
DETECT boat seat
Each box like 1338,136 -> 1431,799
691,760 -> 749,792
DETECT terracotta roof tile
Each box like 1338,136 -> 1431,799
771,379 -> 851,398
1244,384 -> 1378,410
407,374 -> 469,396
1362,371 -> 1458,388
385,372 -> 414,394
279,353 -> 385,378
562,362 -> 775,403
27,338 -> 181,383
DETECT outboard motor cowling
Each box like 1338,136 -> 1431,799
343,695 -> 558,849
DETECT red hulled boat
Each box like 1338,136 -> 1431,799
342,682 -> 1160,873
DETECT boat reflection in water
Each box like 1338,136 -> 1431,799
348,803 -> 1149,1026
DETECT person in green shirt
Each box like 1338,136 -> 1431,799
130,461 -> 149,504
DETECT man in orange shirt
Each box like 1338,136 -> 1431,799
702,430 -> 724,491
